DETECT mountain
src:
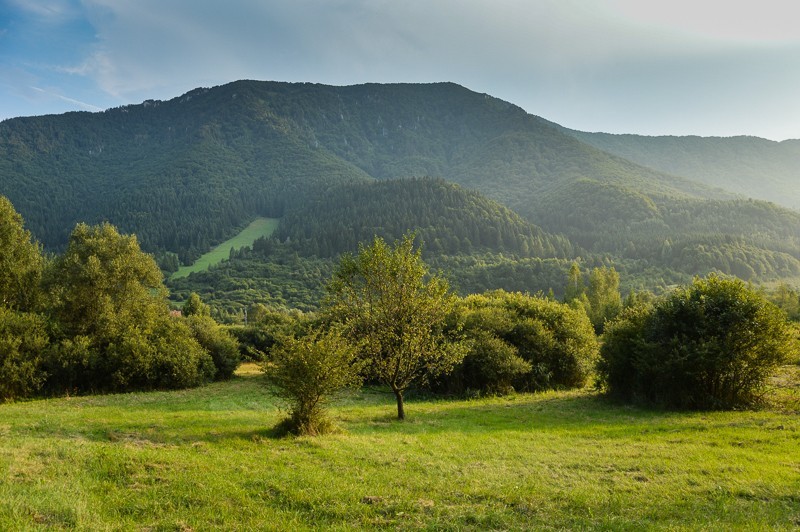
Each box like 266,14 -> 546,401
558,127 -> 800,211
0,80 -> 720,260
1,80 -> 799,314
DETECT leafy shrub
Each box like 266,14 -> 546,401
0,307 -> 49,401
459,332 -> 531,395
187,315 -> 241,380
264,328 -> 362,435
598,275 -> 798,409
448,290 -> 598,395
44,223 -> 215,393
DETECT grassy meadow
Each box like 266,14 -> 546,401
171,218 -> 279,279
0,364 -> 798,530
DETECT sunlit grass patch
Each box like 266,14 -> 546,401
171,217 -> 279,279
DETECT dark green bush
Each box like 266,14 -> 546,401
187,315 -> 241,380
447,290 -> 598,395
0,307 -> 49,401
598,275 -> 798,409
459,332 -> 531,395
227,310 -> 306,362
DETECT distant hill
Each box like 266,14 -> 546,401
275,177 -> 574,259
168,178 -> 576,314
558,127 -> 800,210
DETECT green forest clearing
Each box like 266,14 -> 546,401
171,218 -> 280,279
1,364 -> 798,530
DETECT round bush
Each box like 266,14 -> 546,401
187,315 -> 241,380
598,275 -> 798,409
451,290 -> 599,394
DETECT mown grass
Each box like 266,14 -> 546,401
0,364 -> 798,530
171,218 -> 279,279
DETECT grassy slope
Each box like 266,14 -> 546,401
0,365 -> 798,530
171,217 -> 279,279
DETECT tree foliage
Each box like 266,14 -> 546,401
0,196 -> 43,311
325,233 -> 465,419
0,307 -> 49,402
598,275 -> 798,409
186,314 -> 241,380
183,292 -> 211,317
45,223 -> 215,392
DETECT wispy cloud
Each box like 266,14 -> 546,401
29,85 -> 103,112
7,0 -> 81,23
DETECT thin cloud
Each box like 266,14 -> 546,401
7,0 -> 81,23
29,86 -> 103,112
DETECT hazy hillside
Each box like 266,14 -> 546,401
559,127 -> 800,210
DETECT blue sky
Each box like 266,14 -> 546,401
2,0 -> 799,140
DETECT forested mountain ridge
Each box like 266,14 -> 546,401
1,80 -> 722,261
0,83 -> 373,262
2,80 -> 800,313
557,126 -> 800,210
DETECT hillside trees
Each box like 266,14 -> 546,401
275,178 -> 572,259
598,275 -> 798,409
325,233 -> 466,419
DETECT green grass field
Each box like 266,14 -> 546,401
1,365 -> 798,530
171,218 -> 280,279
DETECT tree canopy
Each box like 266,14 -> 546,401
0,196 -> 43,312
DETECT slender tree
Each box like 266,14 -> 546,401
325,234 -> 465,420
586,266 -> 622,333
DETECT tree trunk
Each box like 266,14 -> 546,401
393,387 -> 406,420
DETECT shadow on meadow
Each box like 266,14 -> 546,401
6,369 -> 796,448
